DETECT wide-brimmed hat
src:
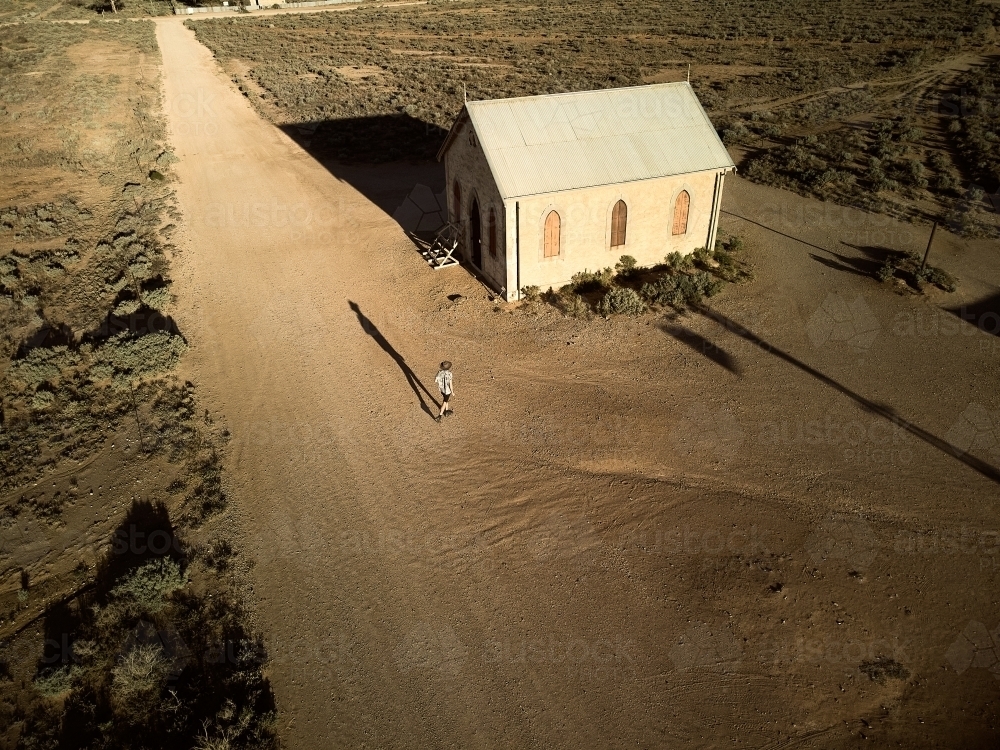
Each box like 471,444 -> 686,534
441,361 -> 452,370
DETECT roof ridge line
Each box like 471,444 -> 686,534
466,80 -> 692,106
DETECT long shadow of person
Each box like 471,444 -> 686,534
349,301 -> 439,418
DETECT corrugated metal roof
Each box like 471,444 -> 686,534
460,82 -> 735,200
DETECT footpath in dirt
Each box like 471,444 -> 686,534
156,15 -> 1000,748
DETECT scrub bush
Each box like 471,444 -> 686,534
598,287 -> 646,316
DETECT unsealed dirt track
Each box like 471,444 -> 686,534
157,17 -> 1000,748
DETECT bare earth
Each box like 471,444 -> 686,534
156,16 -> 1000,748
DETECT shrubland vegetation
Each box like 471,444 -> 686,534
0,0 -> 174,22
521,235 -> 752,319
15,502 -> 276,750
950,58 -> 1000,191
0,21 -> 189,495
190,0 -> 997,234
0,21 -> 275,749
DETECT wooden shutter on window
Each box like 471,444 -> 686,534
543,211 -> 560,258
611,200 -> 627,247
453,183 -> 461,223
672,191 -> 690,236
488,209 -> 497,257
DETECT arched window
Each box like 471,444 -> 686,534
488,208 -> 497,258
543,210 -> 561,258
452,182 -> 461,224
610,200 -> 627,248
672,190 -> 690,236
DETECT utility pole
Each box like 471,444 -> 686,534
129,382 -> 146,453
919,220 -> 937,276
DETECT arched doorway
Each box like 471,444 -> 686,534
470,198 -> 482,268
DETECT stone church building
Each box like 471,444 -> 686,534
437,82 -> 735,301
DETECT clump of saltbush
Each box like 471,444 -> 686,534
108,558 -> 187,615
597,287 -> 647,317
91,332 -> 188,388
569,267 -> 615,295
641,271 -> 722,307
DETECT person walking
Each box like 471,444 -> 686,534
435,361 -> 454,421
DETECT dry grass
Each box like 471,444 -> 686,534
0,21 -> 275,750
0,21 -> 189,493
189,0 -> 998,230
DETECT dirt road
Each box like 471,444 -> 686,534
157,17 -> 1000,748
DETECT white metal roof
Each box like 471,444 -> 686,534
441,82 -> 735,200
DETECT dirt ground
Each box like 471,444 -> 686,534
156,13 -> 1000,749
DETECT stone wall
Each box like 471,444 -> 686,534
513,169 -> 727,296
443,116 -> 730,301
442,118 -> 509,295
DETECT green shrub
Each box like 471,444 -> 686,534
141,286 -> 171,310
30,390 -> 56,410
597,287 -> 646,317
725,236 -> 745,254
92,332 -> 188,388
922,266 -> 957,292
692,246 -> 713,266
34,665 -> 79,697
721,122 -> 751,145
519,285 -> 540,301
929,152 -> 950,171
665,251 -> 693,271
615,254 -> 638,278
877,260 -> 895,282
745,155 -> 778,184
114,298 -> 141,316
111,643 -> 168,710
8,346 -> 80,387
678,271 -> 724,304
561,292 -> 592,319
641,275 -> 682,307
110,557 -> 186,613
569,267 -> 614,294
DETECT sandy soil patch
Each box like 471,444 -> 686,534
334,64 -> 383,81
